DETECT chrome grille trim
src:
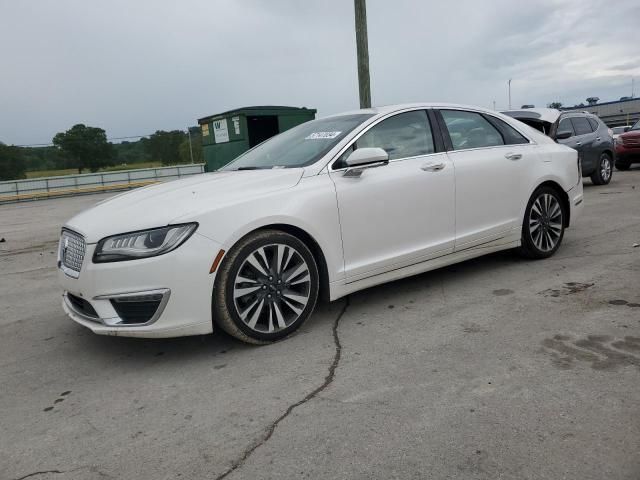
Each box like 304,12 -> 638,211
59,229 -> 86,278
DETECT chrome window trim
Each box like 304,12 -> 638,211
438,107 -> 535,152
323,106 -> 536,173
444,143 -> 536,155
327,107 -> 439,171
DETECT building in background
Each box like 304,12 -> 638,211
562,98 -> 640,127
197,106 -> 316,171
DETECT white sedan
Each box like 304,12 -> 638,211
58,103 -> 583,343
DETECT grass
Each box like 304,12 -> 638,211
25,161 -> 164,179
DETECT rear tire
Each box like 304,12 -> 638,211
213,230 -> 319,344
590,153 -> 613,185
517,186 -> 566,259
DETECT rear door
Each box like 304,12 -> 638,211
570,116 -> 598,172
437,109 -> 532,250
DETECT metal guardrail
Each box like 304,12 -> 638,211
0,164 -> 205,204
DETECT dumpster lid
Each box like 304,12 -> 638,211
198,106 -> 317,124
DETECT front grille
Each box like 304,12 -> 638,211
110,295 -> 163,325
60,230 -> 86,275
622,136 -> 640,147
67,293 -> 98,318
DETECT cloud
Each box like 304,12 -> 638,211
0,0 -> 637,145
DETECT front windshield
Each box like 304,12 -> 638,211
631,120 -> 640,131
222,114 -> 373,170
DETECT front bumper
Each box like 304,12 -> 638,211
58,232 -> 221,338
615,144 -> 640,161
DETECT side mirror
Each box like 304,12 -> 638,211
343,147 -> 389,177
555,131 -> 572,140
624,126 -> 630,132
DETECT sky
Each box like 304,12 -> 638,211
1,0 -> 639,146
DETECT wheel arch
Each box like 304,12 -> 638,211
220,223 -> 331,304
601,148 -> 614,159
256,224 -> 330,303
535,180 -> 571,228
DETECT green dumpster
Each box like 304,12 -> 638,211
197,106 -> 317,171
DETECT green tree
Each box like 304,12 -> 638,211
52,124 -> 115,173
142,130 -> 186,166
547,102 -> 563,109
0,143 -> 26,180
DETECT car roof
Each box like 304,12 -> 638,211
325,102 -> 508,118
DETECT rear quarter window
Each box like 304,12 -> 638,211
571,117 -> 594,136
486,116 -> 530,145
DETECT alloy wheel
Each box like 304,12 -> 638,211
232,243 -> 311,333
529,193 -> 563,252
600,155 -> 612,182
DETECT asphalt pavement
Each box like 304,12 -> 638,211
1,171 -> 639,480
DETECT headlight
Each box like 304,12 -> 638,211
93,223 -> 198,263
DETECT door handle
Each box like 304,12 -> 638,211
575,142 -> 582,146
596,137 -> 601,141
421,162 -> 445,172
504,153 -> 522,160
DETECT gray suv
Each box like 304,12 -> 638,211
502,108 -> 614,185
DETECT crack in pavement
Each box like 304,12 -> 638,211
214,298 -> 350,480
13,471 -> 64,480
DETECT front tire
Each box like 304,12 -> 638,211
590,153 -> 613,185
213,230 -> 319,344
517,186 -> 566,259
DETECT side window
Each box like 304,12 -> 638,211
557,118 -> 575,138
571,117 -> 593,135
487,116 -> 529,145
587,117 -> 599,131
441,110 -> 504,150
355,110 -> 435,161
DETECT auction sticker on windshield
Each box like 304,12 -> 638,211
305,131 -> 342,140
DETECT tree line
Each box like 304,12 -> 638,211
0,125 -> 203,181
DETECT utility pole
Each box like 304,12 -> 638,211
187,127 -> 195,164
493,100 -> 496,111
508,79 -> 512,110
354,0 -> 371,109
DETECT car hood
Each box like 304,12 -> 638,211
65,169 -> 304,243
620,130 -> 640,139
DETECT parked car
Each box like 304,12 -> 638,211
58,103 -> 583,344
611,125 -> 631,140
502,108 -> 614,185
614,119 -> 640,170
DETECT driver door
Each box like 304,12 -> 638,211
329,110 -> 455,283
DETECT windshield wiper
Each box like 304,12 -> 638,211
236,166 -> 261,171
